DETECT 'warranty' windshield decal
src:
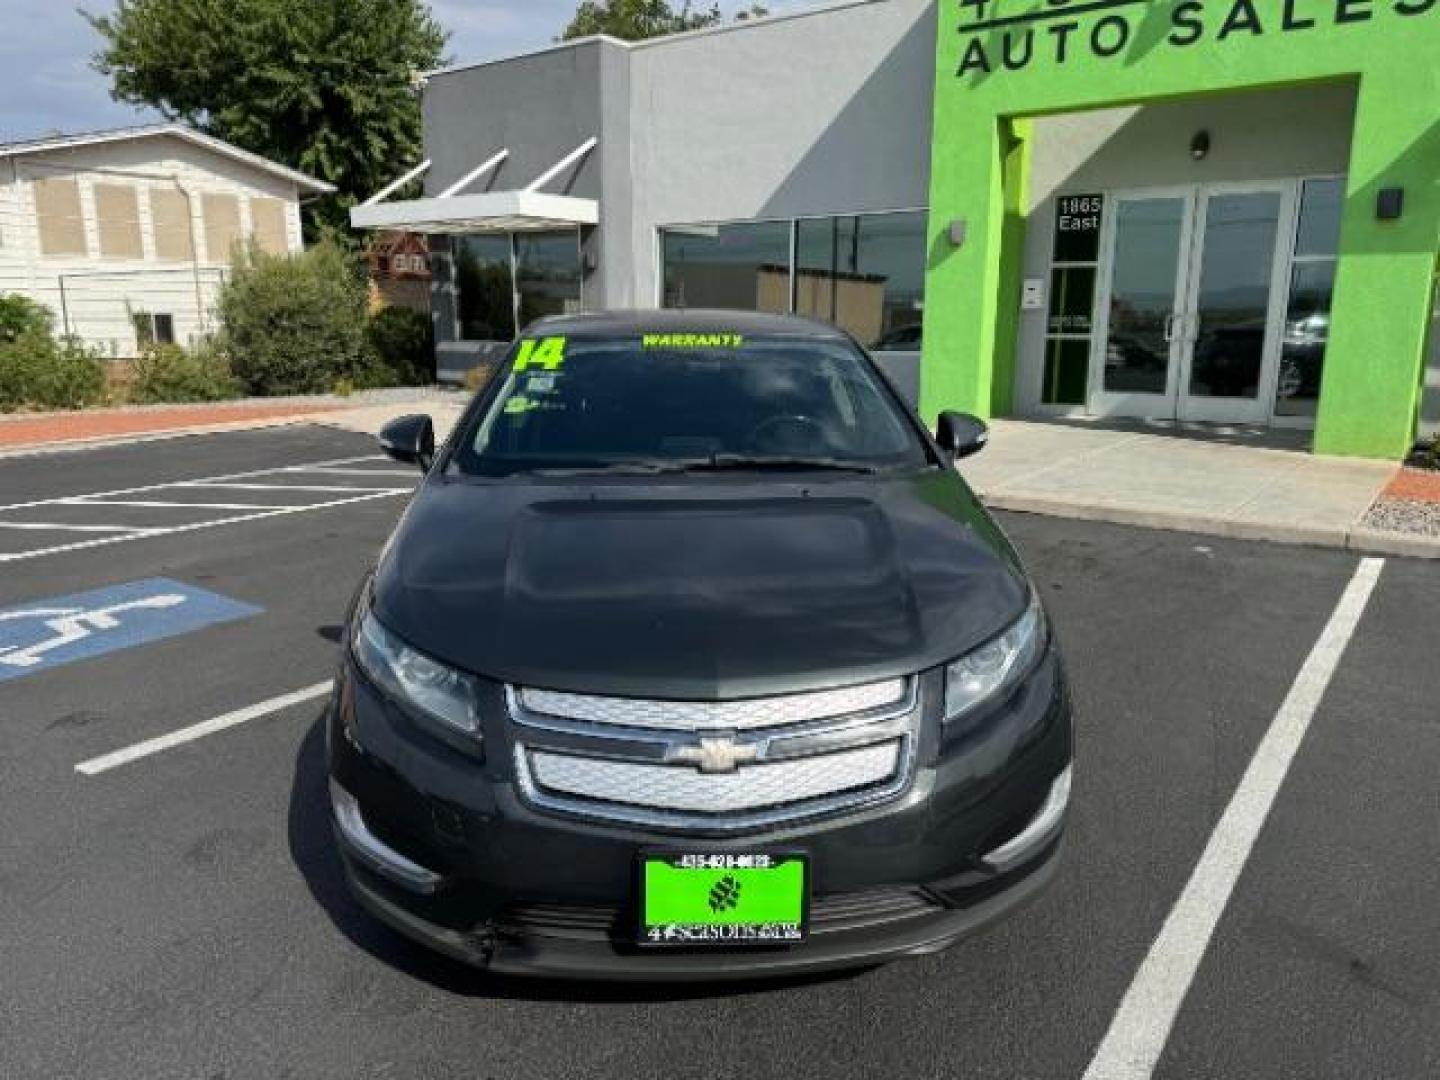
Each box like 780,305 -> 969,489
643,333 -> 745,349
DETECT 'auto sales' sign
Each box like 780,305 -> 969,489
954,0 -> 1436,77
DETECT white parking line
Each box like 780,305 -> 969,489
0,522 -> 157,534
179,481 -> 407,494
0,453 -> 386,514
75,680 -> 335,776
287,466 -> 419,477
1082,557 -> 1386,1080
0,454 -> 414,563
0,490 -> 405,564
61,499 -> 290,512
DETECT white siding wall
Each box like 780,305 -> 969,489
0,134 -> 305,357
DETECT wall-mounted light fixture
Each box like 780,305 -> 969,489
1190,130 -> 1211,161
1377,187 -> 1405,221
947,219 -> 968,248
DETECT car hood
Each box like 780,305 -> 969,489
371,470 -> 1028,700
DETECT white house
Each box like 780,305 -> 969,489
0,123 -> 334,356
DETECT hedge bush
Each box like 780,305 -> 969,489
0,294 -> 53,343
0,329 -> 107,412
129,342 -> 243,404
219,241 -> 373,396
366,305 -> 434,387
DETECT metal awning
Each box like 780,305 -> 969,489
350,139 -> 598,235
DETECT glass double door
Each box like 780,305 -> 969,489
1090,183 -> 1297,424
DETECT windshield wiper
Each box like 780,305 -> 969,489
684,454 -> 881,475
522,455 -> 885,478
525,460 -> 693,477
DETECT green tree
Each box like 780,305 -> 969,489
563,0 -> 766,41
86,0 -> 447,240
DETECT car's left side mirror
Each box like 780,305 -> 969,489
936,411 -> 989,460
378,414 -> 436,471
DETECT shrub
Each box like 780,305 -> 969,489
366,305 -> 434,387
0,329 -> 107,411
128,342 -> 243,404
0,294 -> 54,343
219,240 -> 373,396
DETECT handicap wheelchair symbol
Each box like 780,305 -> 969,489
0,594 -> 188,669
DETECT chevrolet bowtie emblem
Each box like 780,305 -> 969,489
669,737 -> 761,774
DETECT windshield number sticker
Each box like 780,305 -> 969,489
514,336 -> 567,372
642,333 -> 745,349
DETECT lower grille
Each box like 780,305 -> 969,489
497,887 -> 943,943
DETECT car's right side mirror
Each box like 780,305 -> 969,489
936,411 -> 989,460
378,414 -> 436,471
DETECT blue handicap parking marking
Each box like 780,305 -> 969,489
0,578 -> 262,683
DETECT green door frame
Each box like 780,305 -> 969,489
921,0 -> 1440,458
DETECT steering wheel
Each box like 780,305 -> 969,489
747,414 -> 831,455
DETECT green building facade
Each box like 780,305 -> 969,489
922,0 -> 1439,457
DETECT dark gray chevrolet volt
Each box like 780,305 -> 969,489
327,310 -> 1072,980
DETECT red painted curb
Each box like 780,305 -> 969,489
0,403 -> 342,450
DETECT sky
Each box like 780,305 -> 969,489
0,0 -> 807,143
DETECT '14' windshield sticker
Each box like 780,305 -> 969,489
513,336 -> 567,372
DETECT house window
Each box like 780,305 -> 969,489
33,176 -> 88,256
249,197 -> 289,255
150,188 -> 194,261
202,193 -> 242,263
94,183 -> 144,259
133,311 -> 176,348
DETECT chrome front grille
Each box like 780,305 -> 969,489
518,679 -> 907,733
508,677 -> 920,833
528,741 -> 902,815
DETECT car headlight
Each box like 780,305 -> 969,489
353,609 -> 481,740
944,592 -> 1046,722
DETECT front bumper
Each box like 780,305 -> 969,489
326,646 -> 1073,980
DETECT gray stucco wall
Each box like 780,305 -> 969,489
421,38 -> 628,339
1013,81 -> 1360,416
622,0 -> 936,306
421,0 -> 936,315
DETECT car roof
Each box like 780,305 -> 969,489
524,309 -> 853,341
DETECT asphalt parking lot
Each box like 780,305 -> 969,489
1,424 -> 1436,1080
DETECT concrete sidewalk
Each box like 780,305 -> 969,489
960,419 -> 1435,558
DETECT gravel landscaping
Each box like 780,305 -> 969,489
1363,498 -> 1440,537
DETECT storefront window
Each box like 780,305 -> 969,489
453,230 -> 583,341
1276,179 -> 1343,417
661,213 -> 927,349
1044,194 -> 1105,406
454,234 -> 515,342
795,212 -> 927,348
661,222 -> 792,312
516,232 -> 583,325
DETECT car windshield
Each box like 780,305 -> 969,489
453,331 -> 931,477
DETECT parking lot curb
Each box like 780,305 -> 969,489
0,414 -> 324,461
984,491 -> 1440,560
1346,526 -> 1440,560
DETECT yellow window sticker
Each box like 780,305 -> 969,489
642,333 -> 745,349
514,336 -> 568,372
503,396 -> 534,415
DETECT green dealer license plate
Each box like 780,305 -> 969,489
639,853 -> 810,946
